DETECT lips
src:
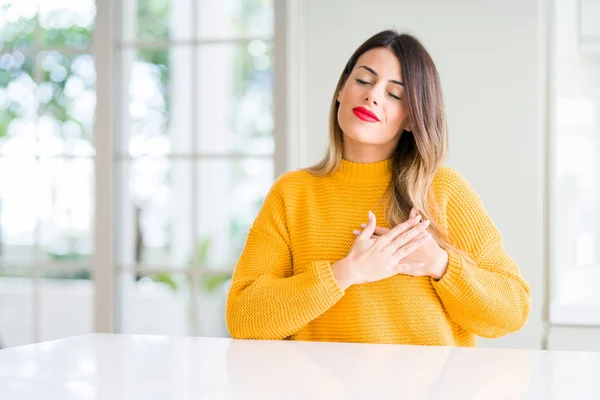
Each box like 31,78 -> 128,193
352,106 -> 380,123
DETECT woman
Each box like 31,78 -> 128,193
226,30 -> 530,346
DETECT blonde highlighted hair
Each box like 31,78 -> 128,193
307,30 -> 454,251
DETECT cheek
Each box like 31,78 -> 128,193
342,83 -> 362,101
337,101 -> 351,129
339,87 -> 361,118
386,106 -> 408,130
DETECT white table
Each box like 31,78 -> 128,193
0,334 -> 598,399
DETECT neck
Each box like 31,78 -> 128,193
331,158 -> 393,184
342,134 -> 401,163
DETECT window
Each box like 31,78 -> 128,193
0,0 -> 277,348
112,0 -> 275,337
549,0 -> 600,326
0,0 -> 97,347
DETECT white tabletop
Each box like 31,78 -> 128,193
0,334 -> 599,399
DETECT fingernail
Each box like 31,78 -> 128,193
423,220 -> 430,227
418,263 -> 425,268
414,215 -> 422,222
368,211 -> 374,220
360,223 -> 367,228
353,230 -> 361,235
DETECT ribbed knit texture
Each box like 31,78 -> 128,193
226,159 -> 531,346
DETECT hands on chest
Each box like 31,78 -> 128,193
332,207 -> 449,290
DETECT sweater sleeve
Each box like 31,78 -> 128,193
431,169 -> 531,338
226,175 -> 345,340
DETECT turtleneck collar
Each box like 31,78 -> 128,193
331,158 -> 393,184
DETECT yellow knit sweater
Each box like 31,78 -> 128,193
226,159 -> 531,346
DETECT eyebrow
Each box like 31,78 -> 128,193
357,65 -> 404,86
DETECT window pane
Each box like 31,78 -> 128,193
196,158 -> 273,270
0,53 -> 36,155
196,43 -> 273,154
116,269 -> 229,337
114,0 -> 275,340
196,0 -> 273,39
0,158 -> 38,265
120,48 -> 192,156
0,268 -> 34,348
40,274 -> 93,342
39,0 -> 95,49
550,0 -> 600,315
115,157 -> 273,271
132,0 -> 193,42
115,158 -> 193,269
117,270 -> 189,335
0,1 -> 37,52
130,0 -> 273,42
192,273 -> 230,337
0,157 -> 93,267
37,51 -> 96,157
37,158 -> 94,266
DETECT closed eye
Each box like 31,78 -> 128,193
355,78 -> 372,86
356,78 -> 401,100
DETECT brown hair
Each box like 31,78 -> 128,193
306,30 -> 453,250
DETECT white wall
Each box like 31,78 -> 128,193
293,0 -> 546,349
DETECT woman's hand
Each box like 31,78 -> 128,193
331,210 -> 431,290
353,207 -> 449,280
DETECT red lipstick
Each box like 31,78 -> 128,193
352,106 -> 380,122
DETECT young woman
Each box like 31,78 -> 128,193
225,30 -> 531,346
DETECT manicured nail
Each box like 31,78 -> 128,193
414,215 -> 422,222
368,211 -> 374,220
422,220 -> 430,228
360,223 -> 367,228
353,230 -> 361,235
418,263 -> 425,268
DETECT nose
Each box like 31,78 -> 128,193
365,88 -> 378,106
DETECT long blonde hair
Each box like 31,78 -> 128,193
307,30 -> 453,251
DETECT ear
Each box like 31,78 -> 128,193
404,119 -> 413,133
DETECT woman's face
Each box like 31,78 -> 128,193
337,47 -> 412,150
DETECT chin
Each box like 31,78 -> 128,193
343,129 -> 389,146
